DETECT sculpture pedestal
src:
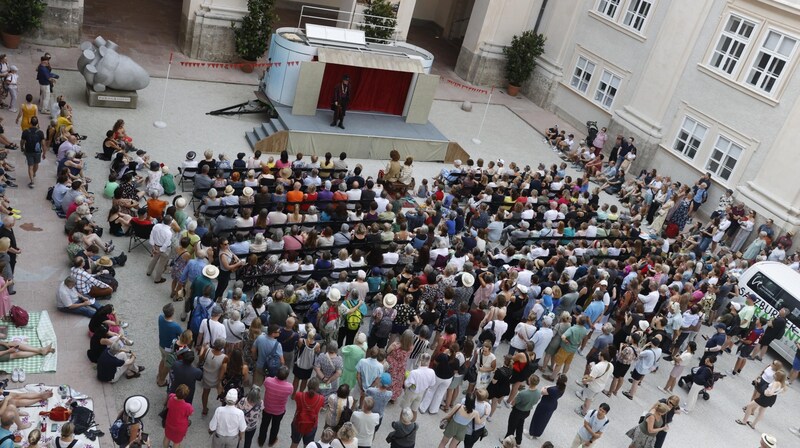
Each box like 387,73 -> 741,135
85,86 -> 139,109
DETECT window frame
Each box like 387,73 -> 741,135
622,0 -> 653,33
745,29 -> 798,95
705,134 -> 745,181
593,69 -> 622,110
570,56 -> 596,94
596,0 -> 621,19
672,115 -> 709,160
708,13 -> 757,77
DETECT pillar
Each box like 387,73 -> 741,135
32,0 -> 84,47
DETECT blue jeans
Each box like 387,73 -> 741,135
58,302 -> 102,318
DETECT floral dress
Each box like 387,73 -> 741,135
170,248 -> 190,281
314,353 -> 343,396
236,397 -> 264,435
669,198 -> 691,231
387,346 -> 411,400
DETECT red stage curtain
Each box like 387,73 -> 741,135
317,63 -> 413,116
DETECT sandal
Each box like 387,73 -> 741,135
747,422 -> 755,429
126,371 -> 141,379
735,419 -> 746,426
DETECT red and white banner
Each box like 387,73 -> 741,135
441,77 -> 492,95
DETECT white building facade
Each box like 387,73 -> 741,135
454,0 -> 800,232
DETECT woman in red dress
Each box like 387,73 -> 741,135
164,384 -> 194,448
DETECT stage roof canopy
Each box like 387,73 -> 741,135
317,47 -> 424,74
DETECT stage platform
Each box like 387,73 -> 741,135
246,105 -> 466,162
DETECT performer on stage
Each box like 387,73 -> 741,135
331,74 -> 351,129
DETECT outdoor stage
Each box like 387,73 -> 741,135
246,104 -> 466,162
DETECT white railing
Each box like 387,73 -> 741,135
297,5 -> 400,45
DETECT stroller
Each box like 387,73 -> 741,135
678,366 -> 726,401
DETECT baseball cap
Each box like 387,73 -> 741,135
380,372 -> 392,386
714,323 -> 726,330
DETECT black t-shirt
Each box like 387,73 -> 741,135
764,316 -> 787,340
97,348 -> 125,382
21,128 -> 44,153
102,138 -> 116,158
434,353 -> 457,379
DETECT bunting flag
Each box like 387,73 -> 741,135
178,60 -> 291,69
441,77 -> 490,95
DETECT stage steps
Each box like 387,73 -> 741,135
246,115 -> 288,150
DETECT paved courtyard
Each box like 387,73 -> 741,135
0,34 -> 795,448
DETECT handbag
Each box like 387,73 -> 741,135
464,352 -> 481,384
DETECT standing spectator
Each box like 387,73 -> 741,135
386,407 -> 418,448
356,346 -> 385,407
112,395 -> 148,448
200,338 -> 226,416
400,352 -> 436,421
209,389 -> 247,448
147,215 -> 174,284
5,66 -> 17,113
252,324 -> 284,388
290,378 -> 326,448
753,308 -> 787,361
436,393 -> 484,448
570,403 -> 610,448
366,373 -> 393,427
419,343 -> 460,415
504,374 -> 541,445
340,332 -> 367,391
622,335 -> 662,400
36,55 -> 57,113
625,402 -> 669,448
218,348 -> 249,408
157,303 -> 183,387
20,116 -> 44,188
294,328 -> 321,394
543,315 -> 589,381
576,349 -> 613,416
197,305 -> 226,352
386,330 -> 413,401
330,422 -> 358,448
323,384 -> 354,431
473,340 -> 497,391
350,397 -> 380,448
278,316 -> 300,372
236,386 -> 263,448
315,341 -> 344,397
528,374 -> 567,439
168,350 -> 202,406
163,384 -> 194,448
259,366 -> 294,447
660,341 -> 696,394
463,389 -> 490,448
736,370 -> 787,429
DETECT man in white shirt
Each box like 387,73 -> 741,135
485,311 -> 509,348
638,282 -> 660,315
374,192 -> 390,213
382,245 -> 400,266
346,181 -> 362,210
147,215 -> 174,283
351,397 -> 380,446
267,203 -> 288,225
576,350 -> 614,416
586,219 -> 598,238
56,276 -> 101,317
209,388 -> 246,448
181,151 -> 199,179
543,201 -> 559,222
400,353 -> 436,421
303,169 -> 322,187
198,305 -> 227,349
572,403 -> 610,448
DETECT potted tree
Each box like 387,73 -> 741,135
502,30 -> 546,97
233,0 -> 276,73
0,0 -> 47,49
360,0 -> 397,43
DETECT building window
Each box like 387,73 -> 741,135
622,0 -> 652,32
709,14 -> 756,75
746,30 -> 797,94
706,135 -> 743,180
673,116 -> 708,159
597,0 -> 621,19
570,56 -> 596,93
594,70 -> 621,109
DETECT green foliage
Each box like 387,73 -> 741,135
503,30 -> 546,87
360,0 -> 397,42
0,0 -> 47,35
233,0 -> 278,60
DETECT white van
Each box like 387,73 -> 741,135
736,261 -> 800,362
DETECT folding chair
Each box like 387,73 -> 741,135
128,221 -> 153,254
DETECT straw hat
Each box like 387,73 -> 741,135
96,256 -> 113,267
383,293 -> 397,308
279,167 -> 293,179
460,273 -> 475,287
185,151 -> 196,161
224,185 -> 235,196
202,265 -> 219,279
161,165 -> 169,174
124,395 -> 150,419
175,197 -> 187,209
328,288 -> 341,302
243,187 -> 254,197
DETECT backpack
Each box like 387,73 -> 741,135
332,397 -> 353,431
374,307 -> 396,338
69,405 -> 95,434
259,308 -> 270,327
322,302 -> 339,335
46,185 -> 54,201
189,301 -> 215,340
478,321 -> 497,346
264,339 -> 281,377
344,300 -> 363,331
218,373 -> 244,405
9,305 -> 28,327
305,302 -> 320,327
109,416 -> 135,445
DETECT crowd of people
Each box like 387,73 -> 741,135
6,65 -> 788,448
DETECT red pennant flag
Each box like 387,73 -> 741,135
201,63 -> 206,67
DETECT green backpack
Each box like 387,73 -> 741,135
345,300 -> 363,331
